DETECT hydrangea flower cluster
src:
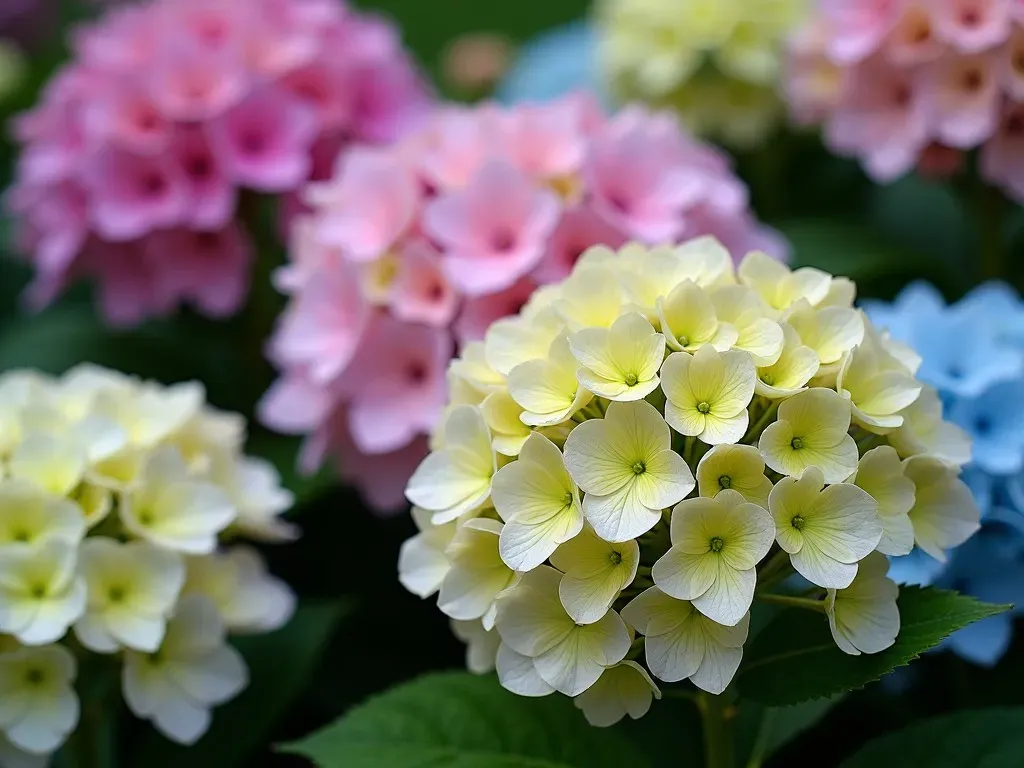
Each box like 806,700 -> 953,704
594,0 -> 811,147
259,95 -> 786,513
398,238 -> 980,722
0,365 -> 296,762
787,0 -> 1024,191
866,282 -> 1024,665
6,0 -> 429,325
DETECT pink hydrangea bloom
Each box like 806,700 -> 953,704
7,0 -> 429,325
260,95 -> 787,514
788,0 -> 1024,195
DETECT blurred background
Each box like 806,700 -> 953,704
2,1 -> 1024,766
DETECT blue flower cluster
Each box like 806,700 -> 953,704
866,282 -> 1024,665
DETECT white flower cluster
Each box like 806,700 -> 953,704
399,238 -> 980,726
0,366 -> 296,761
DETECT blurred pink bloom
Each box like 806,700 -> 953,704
826,56 -> 930,181
269,260 -> 369,385
925,51 -> 1001,147
8,0 -> 430,323
789,0 -> 1024,199
933,0 -> 1011,53
425,160 -> 560,295
261,95 -> 786,514
390,242 -> 458,328
343,317 -> 450,455
585,109 -> 708,242
820,0 -> 901,63
309,148 -> 419,262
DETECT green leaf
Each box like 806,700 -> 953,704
737,695 -> 843,768
737,586 -> 1008,706
135,600 -> 347,768
281,671 -> 644,768
840,707 -> 1024,768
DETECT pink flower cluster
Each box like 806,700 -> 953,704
7,0 -> 429,325
259,95 -> 786,513
787,0 -> 1024,196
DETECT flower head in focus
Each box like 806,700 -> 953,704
0,364 -> 297,760
596,0 -> 812,147
7,0 -> 430,324
260,96 -> 787,514
398,238 -> 979,720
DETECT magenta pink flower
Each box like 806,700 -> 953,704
788,0 -> 1024,199
8,0 -> 429,323
260,95 -> 786,514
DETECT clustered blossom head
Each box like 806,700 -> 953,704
398,238 -> 980,722
0,365 -> 296,761
259,95 -> 787,513
787,0 -> 1024,193
866,282 -> 1024,665
6,0 -> 429,325
594,0 -> 811,147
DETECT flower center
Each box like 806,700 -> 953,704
760,373 -> 775,386
631,461 -> 646,475
24,668 -> 44,686
562,491 -> 574,507
790,437 -> 804,450
108,586 -> 126,604
624,372 -> 639,386
11,529 -> 30,543
709,536 -> 725,553
718,475 -> 732,489
609,550 -> 623,565
678,335 -> 690,347
791,515 -> 806,531
697,401 -> 711,414
31,583 -> 47,599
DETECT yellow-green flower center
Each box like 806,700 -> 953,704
624,372 -> 639,386
108,586 -> 126,604
631,461 -> 646,475
709,536 -> 725,553
791,515 -> 806,531
31,584 -> 46,599
697,401 -> 711,414
790,437 -> 804,450
718,475 -> 732,489
562,491 -> 574,507
678,335 -> 690,347
24,668 -> 45,686
761,374 -> 775,386
609,550 -> 623,565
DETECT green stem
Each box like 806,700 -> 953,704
757,593 -> 826,612
683,436 -> 697,466
744,709 -> 777,768
742,401 -> 779,444
697,691 -> 735,768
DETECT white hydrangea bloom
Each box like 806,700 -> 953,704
123,596 -> 248,745
574,661 -> 661,727
826,551 -> 900,656
399,239 -> 979,719
0,365 -> 297,752
0,645 -> 78,755
75,538 -> 185,653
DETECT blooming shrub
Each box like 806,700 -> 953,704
866,282 -> 1024,665
595,0 -> 811,147
398,238 -> 979,722
0,365 -> 296,761
258,95 -> 787,513
6,0 -> 429,325
787,0 -> 1024,193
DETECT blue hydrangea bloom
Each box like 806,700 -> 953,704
865,281 -> 1024,666
496,21 -> 610,107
